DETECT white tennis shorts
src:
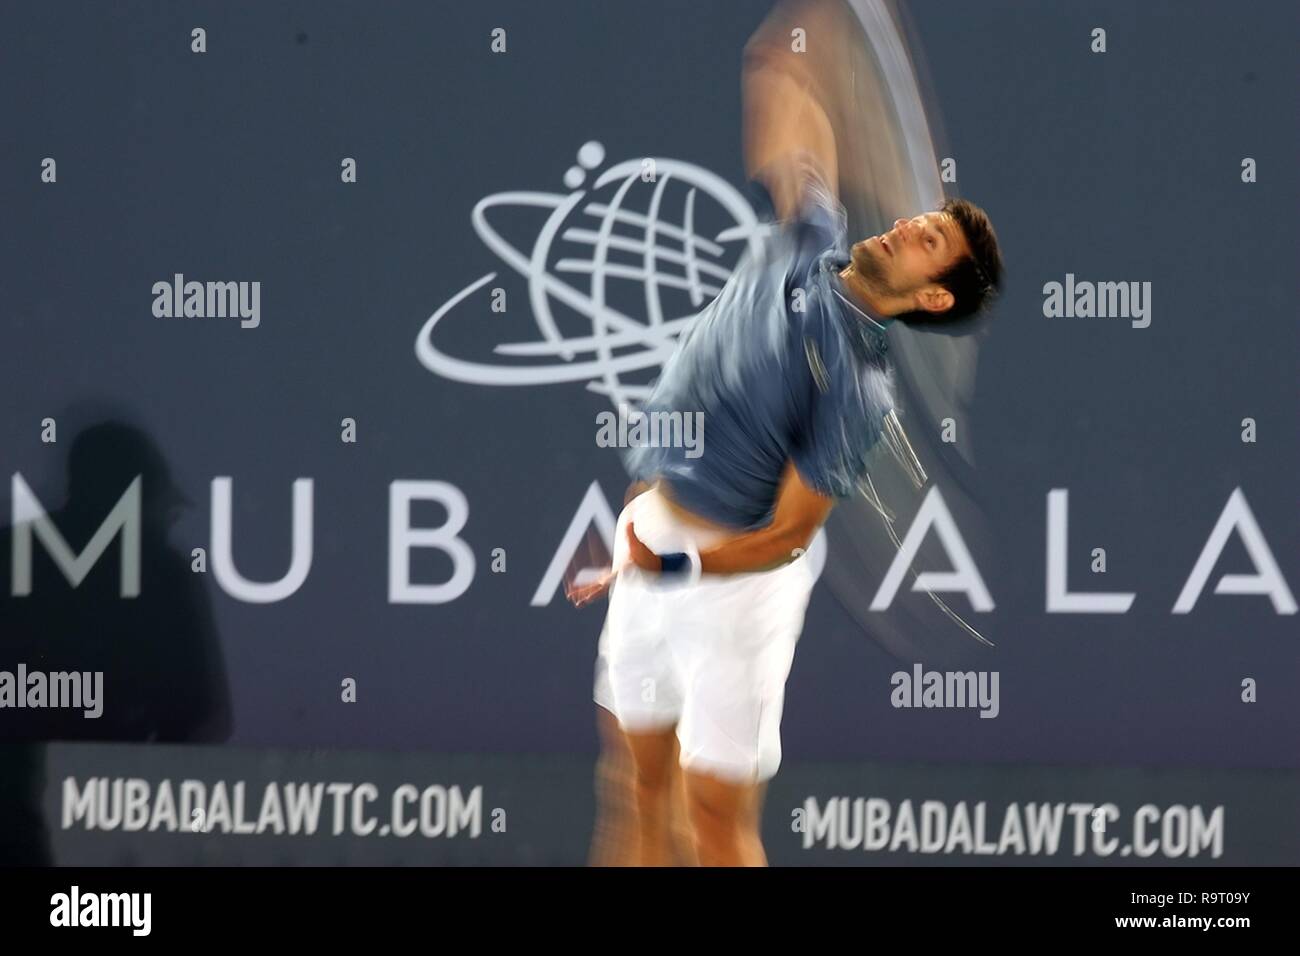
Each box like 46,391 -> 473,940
595,488 -> 816,783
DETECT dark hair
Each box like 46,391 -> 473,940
898,197 -> 1003,325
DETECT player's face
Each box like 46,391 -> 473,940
850,211 -> 970,304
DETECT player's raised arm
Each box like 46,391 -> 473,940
742,0 -> 840,220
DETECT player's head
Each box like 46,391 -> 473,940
846,198 -> 1003,323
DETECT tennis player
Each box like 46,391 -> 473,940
572,6 -> 1003,866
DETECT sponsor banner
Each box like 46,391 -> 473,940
24,743 -> 588,866
9,743 -> 1297,865
768,762 -> 1300,866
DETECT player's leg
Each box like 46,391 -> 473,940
602,491 -> 691,866
672,556 -> 814,866
669,744 -> 699,865
590,704 -> 696,866
605,657 -> 685,867
589,704 -> 636,866
681,747 -> 770,866
744,780 -> 769,866
683,769 -> 764,866
623,724 -> 685,866
672,607 -> 773,867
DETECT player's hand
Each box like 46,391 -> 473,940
564,567 -> 615,608
625,523 -> 662,573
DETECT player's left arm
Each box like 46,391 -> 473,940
626,461 -> 832,576
742,3 -> 839,220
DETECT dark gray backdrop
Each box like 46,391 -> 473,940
0,0 -> 1296,864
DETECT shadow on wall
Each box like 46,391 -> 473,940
0,420 -> 232,865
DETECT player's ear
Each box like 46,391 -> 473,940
915,285 -> 955,316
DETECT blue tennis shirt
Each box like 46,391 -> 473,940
624,164 -> 897,531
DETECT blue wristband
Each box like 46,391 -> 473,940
658,552 -> 690,575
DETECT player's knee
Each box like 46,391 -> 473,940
632,762 -> 673,797
688,805 -> 747,866
624,730 -> 678,794
685,772 -> 750,829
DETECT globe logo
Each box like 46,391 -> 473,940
415,141 -> 768,409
